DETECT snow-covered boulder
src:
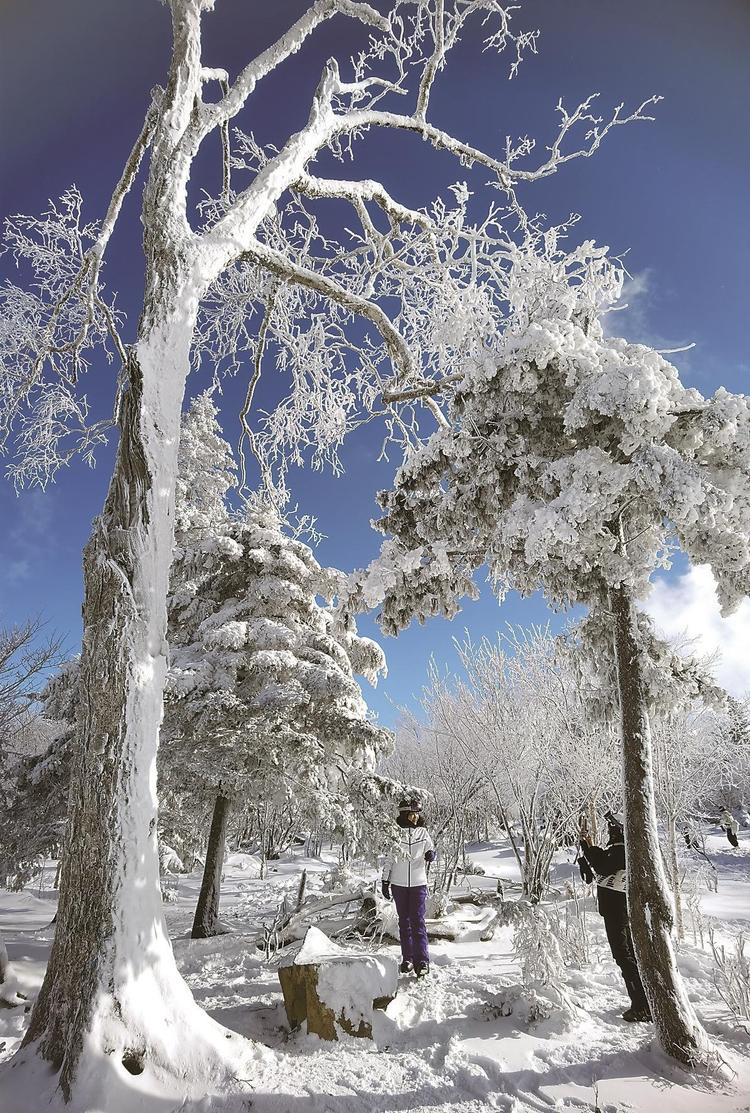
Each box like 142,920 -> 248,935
278,926 -> 397,1040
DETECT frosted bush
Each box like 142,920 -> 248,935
709,928 -> 750,1033
513,902 -> 566,991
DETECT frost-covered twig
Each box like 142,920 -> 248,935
709,928 -> 750,1035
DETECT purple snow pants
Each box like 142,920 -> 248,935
392,884 -> 429,965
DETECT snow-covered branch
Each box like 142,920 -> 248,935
240,236 -> 416,383
295,172 -> 431,232
335,92 -> 659,187
195,0 -> 389,138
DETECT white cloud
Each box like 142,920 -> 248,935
603,268 -> 653,340
604,268 -> 696,363
642,564 -> 750,698
6,559 -> 31,583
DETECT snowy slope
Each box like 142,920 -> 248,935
1,836 -> 750,1112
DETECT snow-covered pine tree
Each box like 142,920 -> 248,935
165,394 -> 391,935
167,499 -> 391,936
169,390 -> 240,664
355,237 -> 750,1066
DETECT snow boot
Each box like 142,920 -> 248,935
622,1004 -> 652,1022
414,962 -> 430,978
399,960 -> 413,974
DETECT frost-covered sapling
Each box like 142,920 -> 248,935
359,239 -> 750,1065
392,626 -> 619,901
652,706 -> 720,941
713,697 -> 750,813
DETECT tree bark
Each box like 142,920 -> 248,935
20,304 -> 237,1100
192,794 -> 231,939
610,583 -> 711,1066
587,798 -> 598,845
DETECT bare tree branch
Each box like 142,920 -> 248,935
237,282 -> 278,496
416,0 -> 445,122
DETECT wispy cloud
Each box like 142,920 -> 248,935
604,267 -> 698,367
642,564 -> 750,698
0,489 -> 54,591
5,559 -> 31,584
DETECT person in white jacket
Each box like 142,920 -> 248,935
381,798 -> 435,976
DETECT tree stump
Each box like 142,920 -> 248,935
278,926 -> 397,1040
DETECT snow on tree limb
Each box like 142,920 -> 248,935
353,236 -> 750,637
239,236 -> 416,384
196,0 -> 390,136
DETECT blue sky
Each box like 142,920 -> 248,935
1,0 -> 749,722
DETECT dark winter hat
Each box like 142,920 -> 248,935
398,797 -> 422,813
605,809 -> 624,832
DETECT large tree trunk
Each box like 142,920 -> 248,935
18,307 -> 241,1103
610,583 -> 711,1066
192,794 -> 231,939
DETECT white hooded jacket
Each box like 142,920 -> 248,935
382,825 -> 434,888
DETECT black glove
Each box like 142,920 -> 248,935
424,850 -> 435,863
577,856 -> 595,885
381,880 -> 391,901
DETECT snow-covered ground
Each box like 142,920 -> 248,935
2,829 -> 750,1113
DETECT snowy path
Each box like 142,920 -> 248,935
2,837 -> 750,1111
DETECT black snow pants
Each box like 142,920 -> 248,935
601,899 -> 648,1010
726,828 -> 739,848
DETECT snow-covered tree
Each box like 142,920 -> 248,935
386,705 -> 488,892
174,390 -> 237,541
0,661 -> 79,892
0,656 -> 75,1016
652,707 -> 719,940
356,238 -> 750,1065
0,619 -> 65,761
166,397 -> 391,936
0,1 -> 657,1097
0,621 -> 66,890
713,697 -> 750,811
397,626 -> 619,900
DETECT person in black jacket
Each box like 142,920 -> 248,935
579,811 -> 651,1023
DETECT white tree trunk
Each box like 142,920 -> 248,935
20,304 -> 244,1102
610,583 -> 711,1066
